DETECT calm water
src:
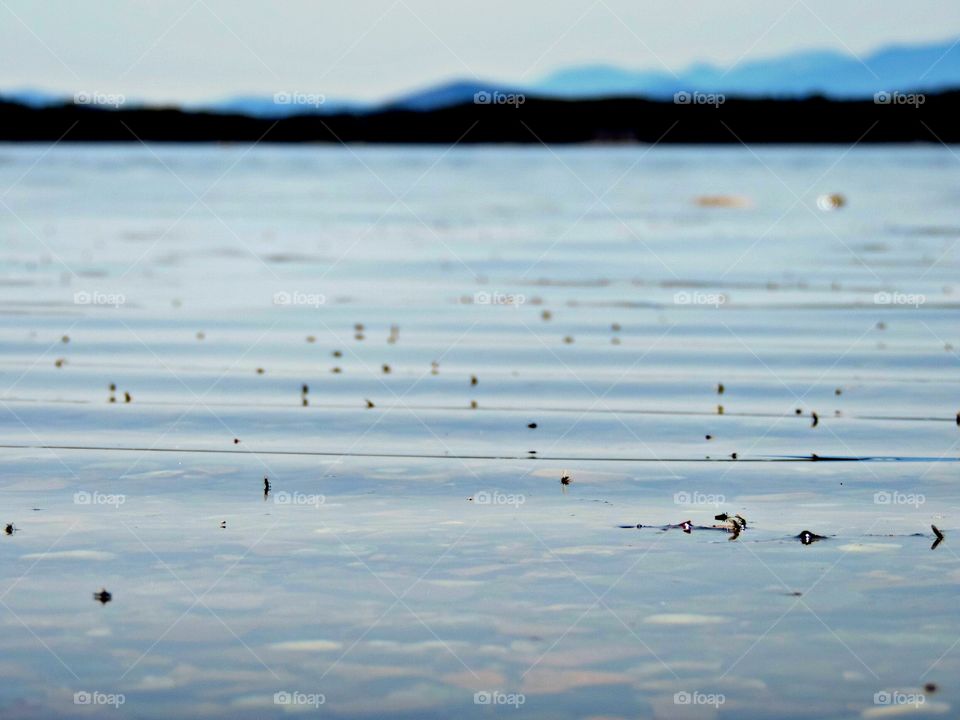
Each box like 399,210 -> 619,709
0,144 -> 958,719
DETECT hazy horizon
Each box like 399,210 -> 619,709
2,0 -> 960,103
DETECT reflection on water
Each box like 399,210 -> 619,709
0,145 -> 958,718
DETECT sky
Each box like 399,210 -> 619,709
2,0 -> 959,103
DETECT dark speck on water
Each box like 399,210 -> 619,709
4,523 -> 13,535
528,423 -> 537,429
332,350 -> 342,358
93,589 -> 112,605
470,375 -> 478,386
811,411 -> 819,427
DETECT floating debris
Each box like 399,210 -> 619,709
4,523 -> 14,535
730,452 -> 738,460
388,324 -> 399,344
233,438 -> 240,444
109,383 -> 116,392
611,323 -> 621,332
219,521 -> 227,529
798,530 -> 826,545
611,337 -> 621,345
795,408 -> 802,415
306,335 -> 316,343
717,404 -> 724,415
382,364 -> 391,374
93,588 -> 112,605
332,350 -> 342,358
431,361 -> 439,375
932,524 -> 945,550
925,683 -> 938,694
528,423 -> 538,429
331,367 -> 342,374
470,375 -> 478,386
679,520 -> 693,534
717,383 -> 725,395
695,195 -> 752,209
354,323 -> 364,332
835,388 -> 842,396
302,384 -> 309,395
563,336 -> 574,344
54,358 -> 65,368
355,333 -> 365,341
264,477 -> 271,501
365,399 -> 375,409
705,434 -> 713,440
811,411 -> 819,427
61,335 -> 70,343
196,331 -> 205,340
560,471 -> 572,487
470,400 -> 478,409
541,310 -> 552,321
816,193 -> 846,211
124,392 -> 131,403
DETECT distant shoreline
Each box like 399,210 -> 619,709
1,92 -> 958,144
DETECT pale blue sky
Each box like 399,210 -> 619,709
2,0 -> 958,102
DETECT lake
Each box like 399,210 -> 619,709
0,144 -> 958,718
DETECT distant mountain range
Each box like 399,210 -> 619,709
4,36 -> 960,117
